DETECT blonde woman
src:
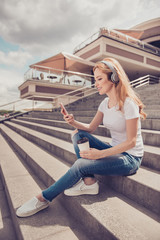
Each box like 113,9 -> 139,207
16,58 -> 146,217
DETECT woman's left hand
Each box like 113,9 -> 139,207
80,148 -> 103,160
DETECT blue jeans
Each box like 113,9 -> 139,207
42,130 -> 142,202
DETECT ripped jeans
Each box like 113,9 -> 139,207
42,130 -> 142,201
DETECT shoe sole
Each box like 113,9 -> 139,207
64,188 -> 99,196
16,204 -> 49,218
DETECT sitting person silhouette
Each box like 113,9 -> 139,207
16,57 -> 146,217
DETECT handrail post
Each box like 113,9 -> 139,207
32,99 -> 34,111
13,103 -> 15,112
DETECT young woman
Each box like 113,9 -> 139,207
16,58 -> 146,217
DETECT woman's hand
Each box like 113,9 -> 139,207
63,114 -> 75,125
80,148 -> 103,160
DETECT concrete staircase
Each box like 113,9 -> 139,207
0,83 -> 160,240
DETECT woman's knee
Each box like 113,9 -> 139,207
71,129 -> 86,143
72,129 -> 90,138
71,158 -> 88,171
71,129 -> 78,137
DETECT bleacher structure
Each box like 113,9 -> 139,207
0,82 -> 160,240
0,17 -> 160,240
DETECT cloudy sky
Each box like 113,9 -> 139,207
0,0 -> 159,107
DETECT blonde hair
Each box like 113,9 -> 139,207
93,58 -> 147,120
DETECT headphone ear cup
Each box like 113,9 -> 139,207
101,60 -> 119,84
114,74 -> 119,83
111,73 -> 119,83
111,73 -> 114,83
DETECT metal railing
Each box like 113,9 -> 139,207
0,83 -> 96,123
24,65 -> 93,87
1,74 -> 159,123
130,75 -> 159,88
73,27 -> 160,56
0,66 -> 96,122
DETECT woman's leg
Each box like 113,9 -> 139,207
16,151 -> 141,217
72,130 -> 112,159
42,130 -> 141,201
41,130 -> 111,201
71,129 -> 112,183
42,159 -> 87,201
42,151 -> 142,202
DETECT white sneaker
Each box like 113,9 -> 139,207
16,197 -> 49,217
64,180 -> 99,196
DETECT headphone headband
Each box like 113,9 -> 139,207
101,61 -> 119,84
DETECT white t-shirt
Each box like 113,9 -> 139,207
98,97 -> 144,157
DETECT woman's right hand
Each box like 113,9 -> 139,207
63,114 -> 75,125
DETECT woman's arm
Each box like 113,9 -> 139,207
63,110 -> 103,133
80,118 -> 139,159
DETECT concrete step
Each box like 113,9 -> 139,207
143,101 -> 160,106
145,105 -> 160,109
18,117 -> 75,130
67,100 -> 102,110
13,118 -> 160,171
20,114 -> 93,124
68,102 -> 160,111
1,124 -> 160,240
24,106 -> 160,123
63,109 -> 160,122
0,171 -> 17,240
0,132 -> 90,240
18,115 -> 160,131
139,99 -> 160,105
27,112 -> 64,121
12,118 -> 160,148
141,101 -> 160,107
141,118 -> 160,131
10,119 -> 160,171
29,110 -> 97,118
141,129 -> 160,147
143,144 -> 160,171
145,110 -> 160,119
65,110 -> 97,117
137,83 -> 160,89
135,84 -> 160,95
2,122 -> 160,214
137,92 -> 160,99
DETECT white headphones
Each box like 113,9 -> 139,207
101,61 -> 119,84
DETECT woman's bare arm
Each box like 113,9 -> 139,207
63,110 -> 103,133
80,118 -> 139,159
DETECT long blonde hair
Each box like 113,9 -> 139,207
93,57 -> 147,120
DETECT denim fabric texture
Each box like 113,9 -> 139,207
42,130 -> 142,201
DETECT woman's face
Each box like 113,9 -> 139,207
94,68 -> 114,95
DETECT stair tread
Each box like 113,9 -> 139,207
1,125 -> 160,240
6,120 -> 75,152
0,133 -> 89,240
11,118 -> 160,155
20,116 -> 63,123
1,124 -> 69,180
142,129 -> 160,134
17,116 -> 160,133
18,115 -> 160,132
0,177 -> 17,240
13,118 -> 72,134
2,122 -> 160,196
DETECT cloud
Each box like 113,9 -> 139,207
0,50 -> 32,68
0,68 -> 23,105
0,0 -> 97,54
0,0 -> 159,107
115,0 -> 160,29
2,0 -> 159,55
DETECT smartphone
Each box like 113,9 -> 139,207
60,103 -> 68,116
